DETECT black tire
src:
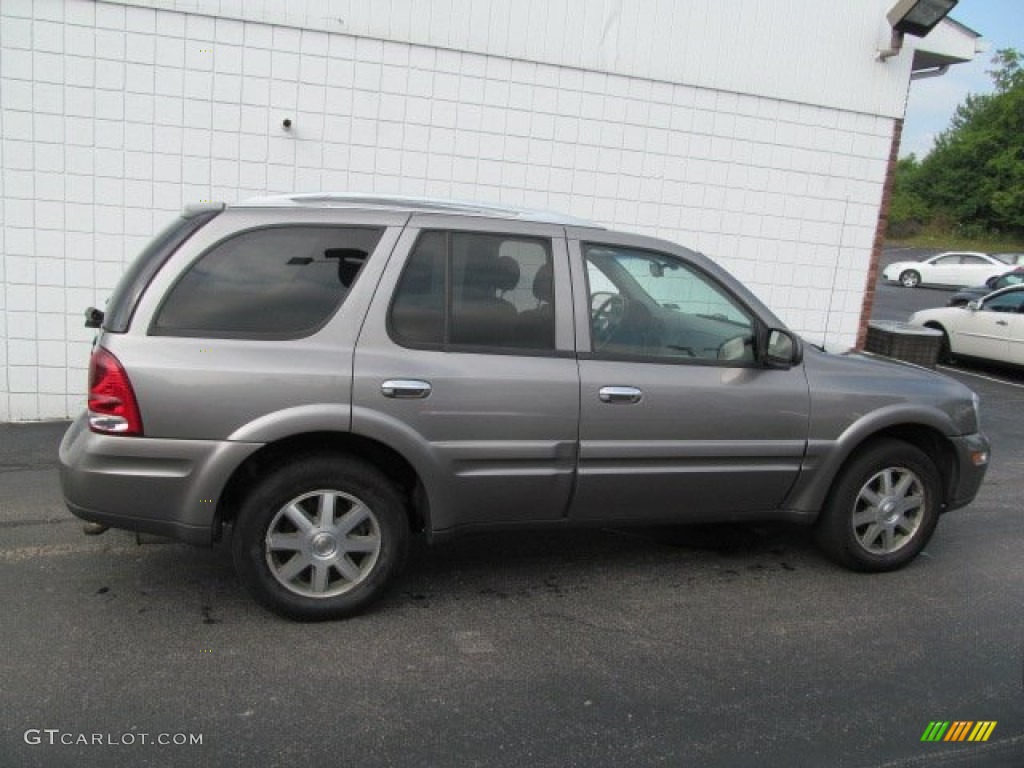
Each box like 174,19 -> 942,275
935,327 -> 954,365
814,439 -> 941,572
232,453 -> 409,621
899,270 -> 921,288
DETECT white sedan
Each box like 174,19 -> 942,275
882,251 -> 1008,288
909,285 -> 1024,367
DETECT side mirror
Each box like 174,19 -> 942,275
985,276 -> 998,287
762,328 -> 802,370
966,300 -> 981,311
84,307 -> 104,329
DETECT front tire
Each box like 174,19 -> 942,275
899,270 -> 921,288
815,439 -> 941,572
232,454 -> 409,621
934,327 -> 954,365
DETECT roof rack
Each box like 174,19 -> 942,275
234,193 -> 603,228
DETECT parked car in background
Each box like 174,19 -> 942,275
882,252 -> 1009,288
948,268 -> 1024,307
911,285 -> 1024,368
60,195 -> 990,620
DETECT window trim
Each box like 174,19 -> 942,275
148,223 -> 383,340
580,241 -> 765,368
386,228 -> 560,356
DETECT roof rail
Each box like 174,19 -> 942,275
233,193 -> 603,228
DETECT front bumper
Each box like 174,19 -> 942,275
945,432 -> 990,512
59,414 -> 261,545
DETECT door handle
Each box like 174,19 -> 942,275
381,379 -> 432,399
599,386 -> 643,404
995,320 -> 1008,326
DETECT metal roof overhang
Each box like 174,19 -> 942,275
910,16 -> 984,76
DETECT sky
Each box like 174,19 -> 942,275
901,0 -> 1024,158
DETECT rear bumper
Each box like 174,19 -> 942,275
946,432 -> 990,512
59,414 -> 261,545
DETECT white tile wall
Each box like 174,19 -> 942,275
96,0 -> 920,119
0,0 -> 894,421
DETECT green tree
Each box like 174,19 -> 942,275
889,48 -> 1024,238
887,155 -> 929,237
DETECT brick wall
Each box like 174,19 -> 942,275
856,118 -> 903,349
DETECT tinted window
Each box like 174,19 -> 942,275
153,226 -> 382,337
584,244 -> 755,362
961,256 -> 989,265
983,291 -> 1024,313
103,209 -> 221,333
389,231 -> 555,351
390,231 -> 446,346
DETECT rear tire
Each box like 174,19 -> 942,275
232,453 -> 409,621
815,439 -> 941,572
899,270 -> 921,288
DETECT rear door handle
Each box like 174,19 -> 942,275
599,386 -> 643,404
381,379 -> 432,399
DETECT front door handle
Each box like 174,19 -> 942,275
599,386 -> 643,404
382,379 -> 432,399
995,320 -> 1008,326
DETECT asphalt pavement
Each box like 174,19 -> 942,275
1,257 -> 1022,768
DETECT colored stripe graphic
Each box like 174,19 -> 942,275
944,721 -> 972,741
968,722 -> 997,742
921,721 -> 996,742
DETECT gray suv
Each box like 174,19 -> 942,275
60,195 -> 990,620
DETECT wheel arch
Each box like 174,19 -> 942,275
790,420 -> 960,519
836,424 -> 958,509
215,431 -> 428,540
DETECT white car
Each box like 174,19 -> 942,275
882,251 -> 1008,288
909,285 -> 1024,367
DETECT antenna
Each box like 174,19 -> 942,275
823,197 -> 850,350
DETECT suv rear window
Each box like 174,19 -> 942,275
102,208 -> 221,333
151,226 -> 382,338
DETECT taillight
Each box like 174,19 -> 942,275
88,346 -> 143,436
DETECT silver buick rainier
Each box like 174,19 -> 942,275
60,195 -> 990,620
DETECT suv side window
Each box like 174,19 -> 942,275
584,244 -> 755,363
389,231 -> 555,351
152,226 -> 382,338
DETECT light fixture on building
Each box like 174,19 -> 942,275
877,0 -> 958,61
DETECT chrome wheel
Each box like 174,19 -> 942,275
850,467 -> 925,555
899,270 -> 921,288
265,489 -> 381,598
